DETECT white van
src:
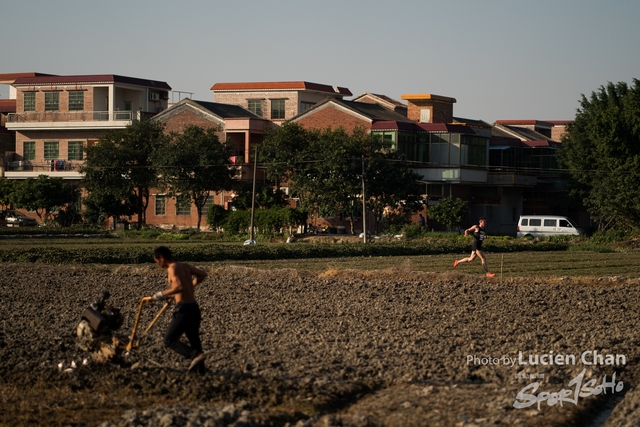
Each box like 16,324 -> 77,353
517,215 -> 581,238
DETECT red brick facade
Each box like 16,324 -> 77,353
295,105 -> 371,133
160,109 -> 225,141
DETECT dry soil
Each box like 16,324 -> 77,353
1,263 -> 639,427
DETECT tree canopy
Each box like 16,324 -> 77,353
152,125 -> 238,231
81,120 -> 167,228
427,196 -> 468,232
557,79 -> 640,230
11,175 -> 78,223
259,123 -> 423,234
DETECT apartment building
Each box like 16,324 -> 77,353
3,73 -> 171,181
147,98 -> 274,229
210,81 -> 352,124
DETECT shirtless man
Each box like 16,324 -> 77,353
453,217 -> 495,277
151,246 -> 208,372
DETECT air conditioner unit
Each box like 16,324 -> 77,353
149,93 -> 160,101
161,91 -> 169,100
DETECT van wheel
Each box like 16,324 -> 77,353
524,234 -> 534,239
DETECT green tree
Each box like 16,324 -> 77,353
206,204 -> 228,231
260,123 -> 423,235
229,182 -> 288,210
557,79 -> 640,230
81,119 -> 166,228
0,179 -> 16,209
428,197 -> 468,232
152,125 -> 238,231
12,175 -> 77,222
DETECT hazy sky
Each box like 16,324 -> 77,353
1,0 -> 638,122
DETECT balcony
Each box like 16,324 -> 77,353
6,110 -> 136,130
487,171 -> 537,186
4,160 -> 82,179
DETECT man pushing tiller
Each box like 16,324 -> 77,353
150,246 -> 208,373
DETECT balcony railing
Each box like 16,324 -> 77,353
6,160 -> 80,172
7,110 -> 133,123
487,171 -> 537,186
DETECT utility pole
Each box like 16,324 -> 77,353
249,145 -> 258,244
362,155 -> 367,244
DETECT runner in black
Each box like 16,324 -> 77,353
453,217 -> 495,277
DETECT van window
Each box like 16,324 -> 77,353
530,219 -> 541,226
544,219 -> 557,227
559,219 -> 573,228
521,219 -> 528,226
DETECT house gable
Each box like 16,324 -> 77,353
294,101 -> 372,133
352,92 -> 407,116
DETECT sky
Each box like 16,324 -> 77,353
1,0 -> 639,123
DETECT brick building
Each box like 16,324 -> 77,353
351,92 -> 408,116
210,81 -> 352,124
146,98 -> 274,229
3,73 -> 171,181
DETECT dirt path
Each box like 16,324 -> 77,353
0,263 -> 638,426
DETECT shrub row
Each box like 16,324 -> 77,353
0,238 -> 570,265
0,227 -> 108,237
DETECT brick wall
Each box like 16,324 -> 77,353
296,105 -> 371,133
145,190 -> 234,230
15,129 -> 105,165
17,87 -> 94,114
551,125 -> 567,142
214,91 -> 301,121
160,109 -> 226,141
406,100 -> 453,123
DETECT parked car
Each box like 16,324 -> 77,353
516,215 -> 581,238
3,210 -> 37,227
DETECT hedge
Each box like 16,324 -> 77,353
0,238 -> 570,264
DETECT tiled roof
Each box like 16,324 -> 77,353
490,124 -> 560,148
12,74 -> 171,90
191,100 -> 262,119
210,81 -> 352,96
370,121 -> 420,131
453,117 -> 492,128
335,100 -> 415,123
0,72 -> 55,84
545,120 -> 572,125
417,123 -> 475,134
495,119 -> 554,128
352,93 -> 406,109
493,123 -> 555,142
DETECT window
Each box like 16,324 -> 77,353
301,101 -> 315,112
271,99 -> 285,119
530,219 -> 541,226
23,92 -> 36,112
559,219 -> 573,228
155,195 -> 166,216
248,100 -> 263,117
68,91 -> 84,111
68,141 -> 84,160
521,218 -> 528,226
23,141 -> 36,161
544,219 -> 557,227
202,193 -> 215,215
45,92 -> 59,111
420,108 -> 431,123
175,194 -> 191,216
44,141 -> 59,160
